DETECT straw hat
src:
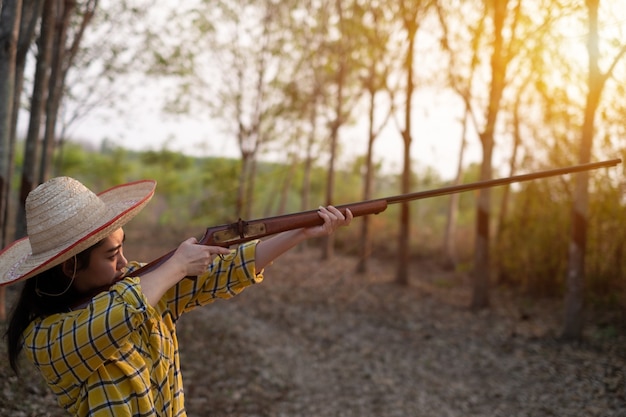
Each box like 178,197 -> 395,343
0,177 -> 156,286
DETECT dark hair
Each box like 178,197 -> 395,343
5,240 -> 103,375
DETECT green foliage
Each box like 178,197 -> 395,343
495,173 -> 626,305
56,143 -> 131,190
42,140 -> 626,306
585,177 -> 626,304
495,181 -> 571,297
193,157 -> 241,224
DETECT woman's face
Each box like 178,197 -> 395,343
72,228 -> 128,293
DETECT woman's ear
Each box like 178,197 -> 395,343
61,257 -> 76,278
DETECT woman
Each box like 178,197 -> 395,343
1,176 -> 351,416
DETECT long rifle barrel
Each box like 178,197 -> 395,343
128,158 -> 621,277
384,158 -> 622,205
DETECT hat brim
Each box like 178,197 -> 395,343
0,179 -> 156,286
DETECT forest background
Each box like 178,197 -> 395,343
0,0 -> 625,344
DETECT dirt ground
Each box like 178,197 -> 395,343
1,248 -> 625,417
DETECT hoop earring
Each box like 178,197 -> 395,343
35,256 -> 77,297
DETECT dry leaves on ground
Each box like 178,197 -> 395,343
1,249 -> 625,417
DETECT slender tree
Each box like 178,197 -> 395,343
470,0 -> 523,309
435,0 -> 484,269
317,0 -> 366,260
442,105 -> 469,268
320,0 -> 347,260
0,0 -> 23,321
299,79 -> 323,225
39,0 -> 97,182
152,0 -> 297,220
394,0 -> 432,285
355,2 -> 394,274
16,0 -> 51,239
8,0 -> 43,239
2,0 -> 98,320
276,1 -> 330,234
563,0 -> 626,340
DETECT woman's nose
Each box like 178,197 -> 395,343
117,252 -> 128,269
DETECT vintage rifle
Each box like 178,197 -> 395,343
128,158 -> 621,277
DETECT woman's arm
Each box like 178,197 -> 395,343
160,205 -> 352,318
140,205 -> 351,307
254,206 -> 352,270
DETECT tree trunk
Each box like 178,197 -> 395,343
496,95 -> 522,241
39,0 -> 75,182
321,0 -> 346,261
245,153 -> 258,219
277,153 -> 297,215
396,132 -> 412,285
356,85 -> 376,274
472,140 -> 493,308
17,0 -> 52,239
236,152 -> 251,219
322,120 -> 338,260
442,106 -> 468,269
396,15 -> 417,286
47,0 -> 97,177
234,58 -> 249,219
436,2 -> 484,271
8,0 -> 43,239
562,0 -> 602,341
298,90 -> 319,252
470,0 -> 509,310
0,0 -> 23,321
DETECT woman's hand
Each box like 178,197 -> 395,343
301,206 -> 353,239
140,238 -> 231,305
167,237 -> 232,277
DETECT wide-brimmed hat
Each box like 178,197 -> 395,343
0,177 -> 156,286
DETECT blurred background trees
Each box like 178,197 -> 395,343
0,0 -> 624,340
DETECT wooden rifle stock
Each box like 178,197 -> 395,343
128,158 -> 621,277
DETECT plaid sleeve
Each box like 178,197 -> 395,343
23,278 -> 154,387
163,240 -> 263,319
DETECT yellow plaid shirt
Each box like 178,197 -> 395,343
23,241 -> 262,417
